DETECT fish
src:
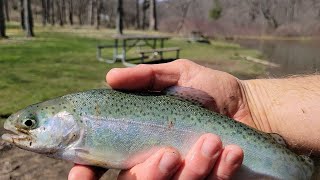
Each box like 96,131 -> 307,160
1,87 -> 314,179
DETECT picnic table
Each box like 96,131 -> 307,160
97,34 -> 180,67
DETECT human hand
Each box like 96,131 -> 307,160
107,59 -> 253,127
69,59 -> 246,179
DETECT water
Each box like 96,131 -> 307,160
234,39 -> 320,77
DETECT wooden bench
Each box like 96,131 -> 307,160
137,47 -> 180,63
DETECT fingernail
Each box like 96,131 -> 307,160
226,151 -> 238,163
159,151 -> 180,174
201,138 -> 221,158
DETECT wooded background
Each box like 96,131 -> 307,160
1,0 -> 320,38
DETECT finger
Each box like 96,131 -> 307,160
118,148 -> 181,180
174,134 -> 223,180
106,59 -> 201,90
207,145 -> 243,180
68,164 -> 107,180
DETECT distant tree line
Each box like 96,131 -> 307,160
0,0 -> 158,38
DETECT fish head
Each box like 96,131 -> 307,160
2,100 -> 80,155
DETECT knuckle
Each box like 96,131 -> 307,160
188,164 -> 211,178
215,173 -> 232,180
174,59 -> 194,67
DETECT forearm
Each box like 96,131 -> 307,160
240,75 -> 320,154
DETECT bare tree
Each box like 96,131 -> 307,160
0,0 -> 7,38
41,0 -> 47,26
68,0 -> 73,25
116,0 -> 123,34
142,0 -> 148,30
135,0 -> 140,29
149,0 -> 157,30
4,0 -> 8,21
56,0 -> 64,26
96,0 -> 101,29
51,0 -> 55,25
46,0 -> 50,24
61,0 -> 66,24
77,0 -> 86,25
23,0 -> 34,37
20,0 -> 25,29
176,0 -> 193,33
88,0 -> 94,25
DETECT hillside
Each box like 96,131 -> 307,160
158,0 -> 320,37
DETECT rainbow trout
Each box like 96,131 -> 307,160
2,87 -> 314,179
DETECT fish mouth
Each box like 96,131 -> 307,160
2,133 -> 31,143
2,121 -> 32,143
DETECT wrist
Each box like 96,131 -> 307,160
239,79 -> 275,133
240,76 -> 320,154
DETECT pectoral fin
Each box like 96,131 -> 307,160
74,149 -> 113,169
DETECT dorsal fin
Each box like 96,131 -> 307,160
269,133 -> 287,146
163,86 -> 217,111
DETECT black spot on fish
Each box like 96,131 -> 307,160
29,142 -> 32,146
263,136 -> 268,140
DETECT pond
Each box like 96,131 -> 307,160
234,39 -> 320,77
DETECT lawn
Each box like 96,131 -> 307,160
0,23 -> 264,116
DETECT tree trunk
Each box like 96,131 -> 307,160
142,0 -> 148,30
51,0 -> 55,25
61,0 -> 66,24
78,11 -> 82,25
24,0 -> 34,37
96,0 -> 101,29
0,0 -> 7,38
135,0 -> 140,29
4,0 -> 8,21
149,0 -> 157,31
88,0 -> 94,25
116,0 -> 123,34
77,1 -> 83,25
56,0 -> 63,26
20,0 -> 25,30
46,0 -> 50,24
41,0 -> 47,25
68,0 -> 73,25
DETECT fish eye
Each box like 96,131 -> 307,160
23,119 -> 37,128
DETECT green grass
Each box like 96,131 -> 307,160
0,24 -> 264,116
